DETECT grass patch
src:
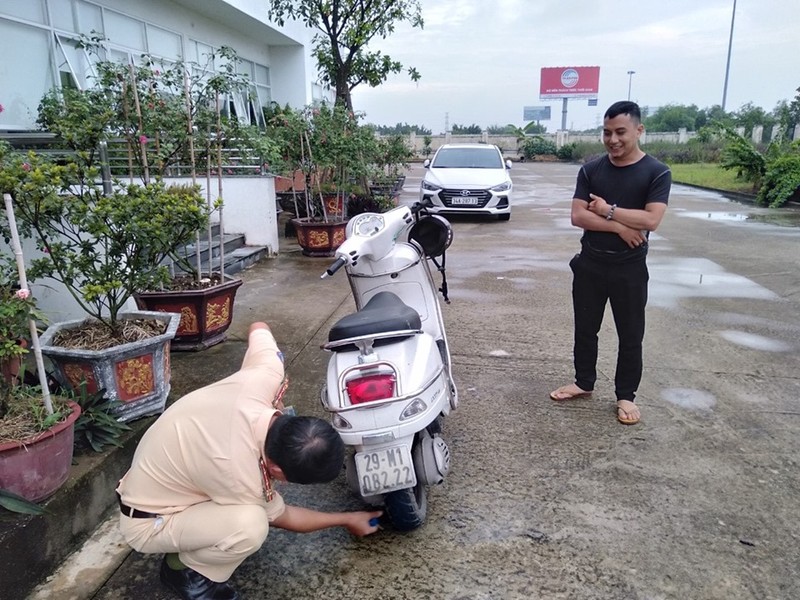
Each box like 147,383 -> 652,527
668,163 -> 757,194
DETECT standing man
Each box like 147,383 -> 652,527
549,101 -> 671,425
116,321 -> 381,600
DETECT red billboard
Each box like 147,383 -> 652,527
539,66 -> 600,99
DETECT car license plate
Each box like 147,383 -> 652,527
355,445 -> 417,496
451,197 -> 479,205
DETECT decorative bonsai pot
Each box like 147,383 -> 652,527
0,401 -> 81,502
134,276 -> 243,351
291,217 -> 347,257
39,311 -> 180,422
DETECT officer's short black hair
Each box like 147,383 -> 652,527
266,415 -> 344,484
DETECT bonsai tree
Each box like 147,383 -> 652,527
0,142 -> 209,341
268,103 -> 377,222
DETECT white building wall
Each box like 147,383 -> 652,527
0,0 -> 324,131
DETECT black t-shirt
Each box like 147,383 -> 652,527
574,154 -> 671,261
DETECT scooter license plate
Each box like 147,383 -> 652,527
355,445 -> 417,496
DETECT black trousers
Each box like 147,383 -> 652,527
570,252 -> 649,401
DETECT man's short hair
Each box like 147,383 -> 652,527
266,415 -> 344,484
605,101 -> 641,123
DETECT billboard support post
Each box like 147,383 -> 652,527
561,98 -> 568,131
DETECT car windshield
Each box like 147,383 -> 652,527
432,147 -> 503,169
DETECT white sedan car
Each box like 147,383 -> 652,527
419,143 -> 512,221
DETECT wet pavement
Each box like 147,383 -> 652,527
33,162 -> 800,599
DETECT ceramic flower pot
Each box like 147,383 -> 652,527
39,311 -> 179,423
134,277 -> 243,351
0,401 -> 81,502
290,217 -> 347,257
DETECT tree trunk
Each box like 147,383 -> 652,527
336,75 -> 353,112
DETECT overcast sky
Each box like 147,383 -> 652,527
350,0 -> 800,133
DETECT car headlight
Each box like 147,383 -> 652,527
490,181 -> 512,192
421,180 -> 441,192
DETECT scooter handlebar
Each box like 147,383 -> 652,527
321,256 -> 347,279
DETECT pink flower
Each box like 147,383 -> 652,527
22,163 -> 31,172
15,289 -> 30,300
139,135 -> 148,144
0,103 -> 4,113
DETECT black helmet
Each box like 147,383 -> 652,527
408,215 -> 453,258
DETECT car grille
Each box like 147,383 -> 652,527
439,188 -> 492,208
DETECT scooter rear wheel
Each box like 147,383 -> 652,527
384,480 -> 427,531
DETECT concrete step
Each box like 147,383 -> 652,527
169,234 -> 267,277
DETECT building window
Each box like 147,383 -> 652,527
0,20 -> 53,130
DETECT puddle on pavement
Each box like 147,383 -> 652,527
718,330 -> 793,352
678,211 -> 800,227
648,257 -> 777,309
661,387 -> 716,411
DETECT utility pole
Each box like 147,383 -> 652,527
627,70 -> 636,101
722,0 -> 737,111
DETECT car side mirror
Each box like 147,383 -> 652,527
505,159 -> 512,170
423,159 -> 431,168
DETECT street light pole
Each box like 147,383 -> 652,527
722,0 -> 737,111
627,70 -> 635,101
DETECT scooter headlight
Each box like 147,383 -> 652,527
348,213 -> 385,238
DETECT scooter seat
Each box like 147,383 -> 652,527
328,291 -> 422,348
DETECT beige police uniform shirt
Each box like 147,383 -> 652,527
117,328 -> 286,521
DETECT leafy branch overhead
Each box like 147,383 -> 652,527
267,0 -> 423,110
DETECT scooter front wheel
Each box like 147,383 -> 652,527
384,480 -> 428,531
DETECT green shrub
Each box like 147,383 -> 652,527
570,141 -> 605,163
757,152 -> 800,207
556,143 -> 577,161
719,134 -> 767,186
519,136 -> 557,159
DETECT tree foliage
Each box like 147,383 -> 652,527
267,0 -> 423,111
643,101 -> 788,141
450,123 -> 482,135
370,122 -> 431,135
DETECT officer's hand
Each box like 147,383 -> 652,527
345,510 -> 383,536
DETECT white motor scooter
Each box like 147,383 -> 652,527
319,202 -> 458,531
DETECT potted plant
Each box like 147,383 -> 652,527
269,104 -> 375,256
369,133 -> 413,201
0,122 -> 206,421
61,45 -> 269,351
107,49 -> 259,349
0,207 -> 81,502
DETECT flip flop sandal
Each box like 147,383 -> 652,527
616,401 -> 640,425
550,385 -> 592,401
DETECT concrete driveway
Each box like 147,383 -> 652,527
42,161 -> 800,600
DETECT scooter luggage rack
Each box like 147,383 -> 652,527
322,329 -> 422,354
320,361 -> 446,413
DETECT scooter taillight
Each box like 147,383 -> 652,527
346,374 -> 396,405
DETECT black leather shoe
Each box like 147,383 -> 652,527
159,556 -> 241,600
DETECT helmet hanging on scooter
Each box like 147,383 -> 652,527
408,215 -> 453,258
